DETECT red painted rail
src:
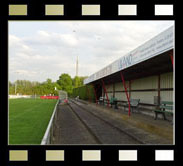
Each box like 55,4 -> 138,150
40,96 -> 59,99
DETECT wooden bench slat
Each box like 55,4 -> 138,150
161,101 -> 173,105
154,101 -> 174,121
160,105 -> 173,110
154,110 -> 173,114
110,97 -> 117,104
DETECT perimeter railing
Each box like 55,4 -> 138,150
41,100 -> 59,145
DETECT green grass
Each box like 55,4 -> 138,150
9,98 -> 57,145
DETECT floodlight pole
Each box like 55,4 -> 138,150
120,71 -> 131,116
14,71 -> 22,95
101,79 -> 110,107
15,81 -> 17,95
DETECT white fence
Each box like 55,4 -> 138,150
9,95 -> 31,99
41,100 -> 59,145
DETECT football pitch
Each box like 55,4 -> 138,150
9,98 -> 57,145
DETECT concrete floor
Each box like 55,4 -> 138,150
51,99 -> 173,145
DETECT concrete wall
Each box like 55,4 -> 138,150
115,81 -> 129,101
131,91 -> 158,104
130,76 -> 158,104
160,72 -> 173,102
101,72 -> 173,107
131,76 -> 158,90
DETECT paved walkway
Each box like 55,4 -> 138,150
52,104 -> 98,144
82,100 -> 173,144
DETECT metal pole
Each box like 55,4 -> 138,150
120,72 -> 131,116
158,74 -> 161,105
101,79 -> 110,107
169,53 -> 174,67
14,71 -> 21,95
113,83 -> 115,98
15,81 -> 16,95
93,84 -> 98,104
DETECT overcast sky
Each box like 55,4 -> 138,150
9,21 -> 174,82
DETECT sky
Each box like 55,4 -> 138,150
9,21 -> 174,83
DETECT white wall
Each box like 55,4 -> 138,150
160,72 -> 173,101
160,72 -> 173,88
131,91 -> 158,104
101,72 -> 173,104
131,76 -> 158,90
9,95 -> 31,99
115,92 -> 128,101
115,81 -> 129,91
130,75 -> 158,104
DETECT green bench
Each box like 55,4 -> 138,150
110,97 -> 118,109
154,101 -> 173,120
124,99 -> 140,112
99,97 -> 104,105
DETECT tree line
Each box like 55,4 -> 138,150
9,73 -> 88,96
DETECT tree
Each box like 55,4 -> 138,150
73,76 -> 80,88
8,73 -> 88,96
9,81 -> 15,94
57,73 -> 73,95
9,79 -> 60,96
73,76 -> 88,88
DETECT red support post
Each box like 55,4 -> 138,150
120,71 -> 131,116
169,53 -> 174,67
92,84 -> 98,104
101,79 -> 110,107
126,79 -> 134,89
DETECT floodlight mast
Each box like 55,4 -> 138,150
14,80 -> 16,95
14,71 -> 22,95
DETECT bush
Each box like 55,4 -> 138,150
72,85 -> 95,102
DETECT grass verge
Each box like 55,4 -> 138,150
9,98 -> 57,145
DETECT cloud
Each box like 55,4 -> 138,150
9,21 -> 174,82
25,30 -> 79,47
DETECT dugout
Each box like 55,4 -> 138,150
84,26 -> 174,116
